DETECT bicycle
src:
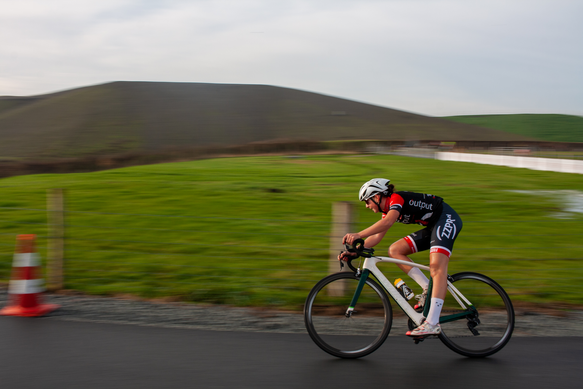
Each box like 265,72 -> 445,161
304,239 -> 515,359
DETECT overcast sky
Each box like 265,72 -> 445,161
1,0 -> 581,116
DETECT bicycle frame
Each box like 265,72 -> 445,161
348,255 -> 476,327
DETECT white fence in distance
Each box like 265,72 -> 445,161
436,152 -> 583,174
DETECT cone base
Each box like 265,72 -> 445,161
0,303 -> 59,317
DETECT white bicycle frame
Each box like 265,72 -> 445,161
350,255 -> 473,327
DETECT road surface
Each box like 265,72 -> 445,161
1,316 -> 582,389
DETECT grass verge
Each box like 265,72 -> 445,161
0,154 -> 582,309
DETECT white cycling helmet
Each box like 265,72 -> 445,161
358,178 -> 391,201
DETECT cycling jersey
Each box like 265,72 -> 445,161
380,192 -> 461,258
382,191 -> 443,226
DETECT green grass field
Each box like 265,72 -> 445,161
1,154 -> 582,309
444,114 -> 583,143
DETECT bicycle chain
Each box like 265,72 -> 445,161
405,309 -> 479,339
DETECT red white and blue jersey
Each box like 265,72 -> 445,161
382,191 -> 443,226
380,192 -> 462,259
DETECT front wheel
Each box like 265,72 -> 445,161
304,272 -> 393,358
439,272 -> 515,358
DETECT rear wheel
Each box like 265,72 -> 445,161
304,272 -> 392,358
438,272 -> 514,357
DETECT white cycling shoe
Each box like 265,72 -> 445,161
414,290 -> 427,311
406,321 -> 441,337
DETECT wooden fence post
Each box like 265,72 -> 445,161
47,188 -> 65,291
328,201 -> 355,296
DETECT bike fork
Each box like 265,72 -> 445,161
345,269 -> 370,318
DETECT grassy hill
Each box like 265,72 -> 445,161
444,114 -> 583,143
0,82 -> 533,160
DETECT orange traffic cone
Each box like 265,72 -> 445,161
0,234 -> 59,317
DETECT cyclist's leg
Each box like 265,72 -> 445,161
388,238 -> 415,273
406,253 -> 449,336
389,229 -> 431,289
424,252 -> 449,325
428,252 -> 449,299
425,203 -> 463,325
389,229 -> 431,273
408,204 -> 463,336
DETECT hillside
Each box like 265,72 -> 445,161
0,82 -> 533,159
444,114 -> 583,143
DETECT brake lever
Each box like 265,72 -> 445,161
345,238 -> 374,258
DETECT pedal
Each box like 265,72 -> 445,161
467,322 -> 480,336
412,336 -> 425,344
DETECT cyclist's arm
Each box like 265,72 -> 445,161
343,210 -> 400,245
361,230 -> 386,248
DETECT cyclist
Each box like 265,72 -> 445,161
339,178 -> 463,337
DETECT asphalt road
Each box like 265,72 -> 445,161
1,316 -> 582,389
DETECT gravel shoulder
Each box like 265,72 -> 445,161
1,288 -> 581,336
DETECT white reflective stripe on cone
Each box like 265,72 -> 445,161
8,279 -> 45,294
12,253 -> 41,267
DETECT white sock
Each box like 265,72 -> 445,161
407,267 -> 429,291
425,298 -> 444,326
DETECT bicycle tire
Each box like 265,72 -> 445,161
438,272 -> 514,358
304,272 -> 392,359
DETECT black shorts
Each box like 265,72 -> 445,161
402,203 -> 462,258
